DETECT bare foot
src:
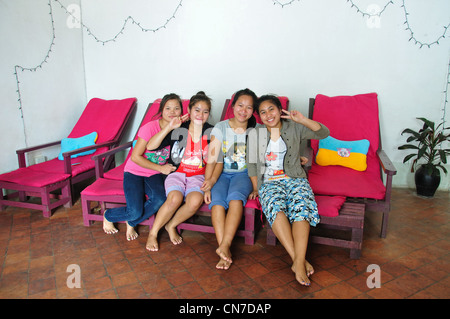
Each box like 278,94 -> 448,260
165,224 -> 182,245
305,260 -> 314,277
216,245 -> 232,263
126,223 -> 138,241
216,258 -> 231,270
103,214 -> 118,235
146,232 -> 159,251
292,259 -> 312,286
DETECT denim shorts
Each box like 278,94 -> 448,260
208,170 -> 253,210
259,177 -> 320,227
164,172 -> 205,197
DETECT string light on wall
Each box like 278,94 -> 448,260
11,0 -> 450,147
271,0 -> 301,8
55,0 -> 184,45
442,55 -> 450,127
13,0 -> 56,146
346,0 -> 394,17
401,0 -> 450,49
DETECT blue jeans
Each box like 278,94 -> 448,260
104,172 -> 167,227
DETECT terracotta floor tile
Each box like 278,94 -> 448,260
115,283 -> 147,299
0,188 -> 447,300
240,262 -> 270,279
110,271 -> 139,288
165,270 -> 195,287
173,281 -> 205,299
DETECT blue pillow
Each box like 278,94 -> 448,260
58,132 -> 98,160
316,136 -> 370,171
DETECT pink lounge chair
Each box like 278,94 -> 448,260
81,98 -> 190,227
266,93 -> 397,258
177,96 -> 290,245
0,98 -> 136,217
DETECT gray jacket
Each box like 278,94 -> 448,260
246,120 -> 330,190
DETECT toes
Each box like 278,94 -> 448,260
216,259 -> 231,270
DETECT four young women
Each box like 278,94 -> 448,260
102,89 -> 329,286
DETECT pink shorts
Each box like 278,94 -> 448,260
164,172 -> 205,197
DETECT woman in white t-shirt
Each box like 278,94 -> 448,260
103,94 -> 187,241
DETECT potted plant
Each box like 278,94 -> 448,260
398,117 -> 449,197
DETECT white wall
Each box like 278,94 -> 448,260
1,0 -> 449,191
0,0 -> 86,172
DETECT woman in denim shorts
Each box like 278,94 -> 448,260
204,89 -> 258,270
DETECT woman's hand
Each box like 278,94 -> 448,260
280,109 -> 307,123
300,156 -> 308,165
168,114 -> 190,130
204,190 -> 211,204
248,190 -> 259,200
159,163 -> 176,175
201,178 -> 214,192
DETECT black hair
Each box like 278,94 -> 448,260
255,94 -> 282,115
189,91 -> 212,110
153,93 -> 182,119
232,88 -> 258,128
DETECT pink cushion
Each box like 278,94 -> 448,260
28,156 -> 98,177
0,167 -> 70,187
103,163 -> 125,180
309,93 -> 386,199
223,96 -> 289,123
315,195 -> 346,217
81,178 -> 124,196
309,164 -> 386,199
69,97 -> 136,146
245,198 -> 261,210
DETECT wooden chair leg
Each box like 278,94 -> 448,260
266,222 -> 277,246
82,197 -> 92,226
380,211 -> 389,238
244,207 -> 255,245
41,188 -> 51,218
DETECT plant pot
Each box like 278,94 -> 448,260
414,164 -> 441,197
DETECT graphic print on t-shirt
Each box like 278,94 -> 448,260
264,138 -> 289,182
175,133 -> 208,177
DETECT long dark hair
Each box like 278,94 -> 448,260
153,93 -> 182,119
232,88 -> 258,128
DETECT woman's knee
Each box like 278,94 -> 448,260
185,192 -> 204,210
165,191 -> 184,209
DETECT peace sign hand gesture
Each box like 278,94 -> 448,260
280,109 -> 307,124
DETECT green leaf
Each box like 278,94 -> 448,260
398,144 -> 419,150
402,153 -> 416,163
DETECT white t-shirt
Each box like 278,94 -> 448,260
264,137 -> 290,182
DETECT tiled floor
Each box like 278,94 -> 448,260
0,188 -> 448,299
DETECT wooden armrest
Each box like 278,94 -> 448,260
62,140 -> 117,175
61,140 -> 116,160
377,150 -> 397,176
91,141 -> 133,161
91,141 -> 132,178
16,140 -> 61,154
16,140 -> 61,168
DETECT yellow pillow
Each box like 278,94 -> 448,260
315,136 -> 370,171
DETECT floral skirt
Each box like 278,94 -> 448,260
259,177 -> 320,227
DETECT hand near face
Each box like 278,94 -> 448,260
280,109 -> 307,123
168,113 -> 189,130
